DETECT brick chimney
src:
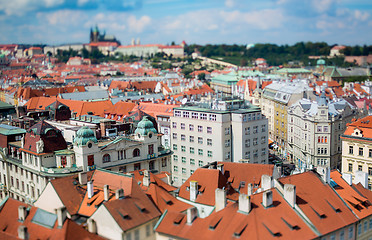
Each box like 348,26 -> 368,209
56,207 -> 67,228
18,225 -> 28,240
104,185 -> 110,201
18,206 -> 28,222
190,181 -> 198,202
262,190 -> 273,208
261,175 -> 272,191
215,188 -> 226,212
116,189 -> 124,199
284,184 -> 296,208
186,207 -> 197,224
238,194 -> 251,214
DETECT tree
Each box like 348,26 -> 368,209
198,73 -> 206,80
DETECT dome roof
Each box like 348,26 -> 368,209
317,59 -> 326,65
135,116 -> 157,136
74,126 -> 97,146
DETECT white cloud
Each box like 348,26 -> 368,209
354,10 -> 369,21
0,0 -> 65,16
225,0 -> 235,8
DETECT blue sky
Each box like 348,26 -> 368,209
0,0 -> 371,46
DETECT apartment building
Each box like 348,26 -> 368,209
341,116 -> 372,189
261,80 -> 314,156
287,93 -> 357,170
170,97 -> 268,186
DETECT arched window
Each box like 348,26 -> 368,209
325,137 -> 328,143
102,154 -> 111,163
318,136 -> 321,143
133,148 -> 140,157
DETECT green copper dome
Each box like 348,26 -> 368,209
317,59 -> 325,65
74,126 -> 97,146
135,116 -> 157,136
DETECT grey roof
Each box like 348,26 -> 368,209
263,80 -> 311,104
111,93 -> 164,104
0,124 -> 26,135
31,208 -> 57,229
60,90 -> 109,101
293,98 -> 354,117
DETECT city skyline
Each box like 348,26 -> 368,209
0,0 -> 371,46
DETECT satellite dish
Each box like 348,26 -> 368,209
181,98 -> 187,105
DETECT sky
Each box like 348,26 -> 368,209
0,0 -> 371,46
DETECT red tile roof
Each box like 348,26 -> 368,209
342,115 -> 372,139
278,171 -> 358,235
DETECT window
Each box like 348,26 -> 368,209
173,155 -> 178,162
162,157 -> 168,167
364,221 -> 368,233
190,159 -> 195,165
209,114 -> 216,121
198,126 -> 203,132
189,124 -> 194,131
148,144 -> 154,155
359,147 -> 364,156
173,144 -> 178,150
358,165 -> 363,171
261,136 -> 266,144
182,168 -> 186,174
254,150 -> 258,158
317,126 -> 322,132
340,230 -> 344,240
207,139 -> 212,146
134,163 -> 141,170
200,113 -> 207,120
190,170 -> 194,175
349,163 -> 353,172
181,134 -> 186,141
225,139 -> 230,147
369,149 -> 372,158
173,166 -> 178,172
88,155 -> 94,166
349,226 -> 353,239
199,160 -> 204,167
172,122 -> 177,128
245,127 -> 250,135
61,156 -> 67,167
207,127 -> 212,134
369,218 -> 372,230
253,138 -> 258,146
261,148 -> 266,156
172,133 -> 177,139
183,112 -> 189,118
369,167 -> 372,176
198,149 -> 203,156
192,112 -> 199,119
146,224 -> 151,237
181,123 -> 185,129
182,157 -> 186,164
261,125 -> 266,132
225,152 -> 230,160
133,148 -> 140,157
323,126 -> 328,132
189,136 -> 194,142
181,146 -> 186,152
225,128 -> 230,135
174,110 -> 181,117
330,234 -> 335,240
349,146 -> 353,154
198,137 -> 203,144
208,151 -> 212,157
358,223 -> 361,235
102,154 -> 111,163
190,147 -> 195,154
149,160 -> 155,170
253,126 -> 258,134
245,152 -> 250,159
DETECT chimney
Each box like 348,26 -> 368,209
18,206 -> 27,222
354,171 -> 368,188
316,166 -> 330,184
215,188 -> 226,212
284,184 -> 296,208
238,194 -> 251,214
261,175 -> 272,191
104,185 -> 110,201
186,207 -> 198,224
18,226 -> 28,240
190,181 -> 198,202
217,163 -> 224,174
342,173 -> 353,185
56,207 -> 67,228
116,188 -> 124,199
87,181 -> 94,199
247,183 -> 253,196
262,190 -> 273,208
79,172 -> 87,185
87,218 -> 97,234
143,170 -> 150,187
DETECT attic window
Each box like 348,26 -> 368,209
281,217 -> 300,230
209,216 -> 222,230
161,197 -> 173,205
326,200 -> 341,213
135,202 -> 146,212
117,210 -> 129,219
239,181 -> 246,189
310,206 -> 326,219
173,215 -> 184,225
233,222 -> 247,237
262,223 -> 282,237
